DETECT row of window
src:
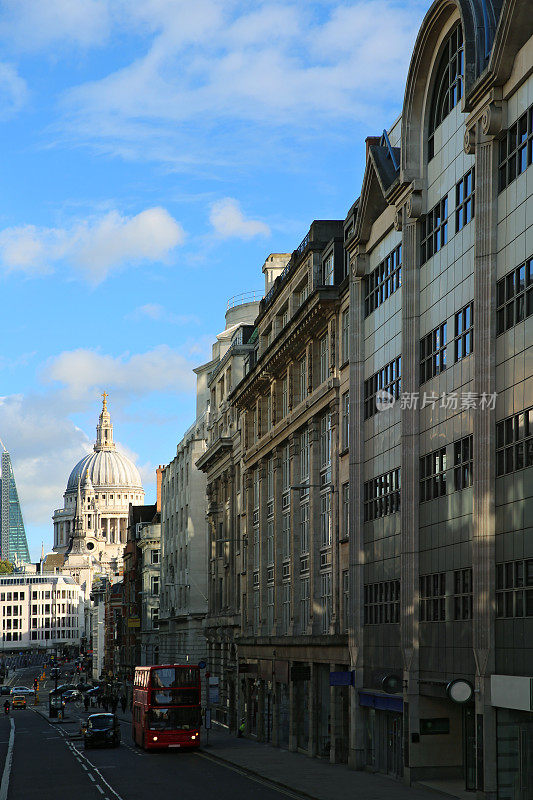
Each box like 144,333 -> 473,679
420,169 -> 475,265
499,105 -> 533,192
496,258 -> 533,335
364,580 -> 400,625
420,569 -> 473,621
496,559 -> 533,618
363,469 -> 401,521
496,407 -> 533,476
364,244 -> 402,317
419,302 -> 473,384
420,436 -> 473,501
364,356 -> 401,419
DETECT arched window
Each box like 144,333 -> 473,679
428,24 -> 464,159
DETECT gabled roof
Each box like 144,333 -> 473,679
354,137 -> 399,245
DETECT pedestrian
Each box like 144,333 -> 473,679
102,696 -> 109,712
84,694 -> 90,712
237,718 -> 245,738
111,696 -> 118,715
3,700 -> 9,716
120,695 -> 127,714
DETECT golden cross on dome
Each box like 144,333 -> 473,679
101,391 -> 108,410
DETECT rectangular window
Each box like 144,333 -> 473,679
342,570 -> 349,632
455,168 -> 475,231
151,609 -> 159,629
322,253 -> 334,285
320,493 -> 332,548
253,528 -> 260,570
298,500 -> 310,556
454,302 -> 473,361
282,583 -> 291,634
342,483 -> 350,539
364,469 -> 401,521
253,589 -> 260,632
321,572 -> 332,633
281,375 -> 289,417
300,428 -> 310,484
364,580 -> 400,624
267,585 -> 274,630
342,391 -> 350,450
267,520 -> 274,566
496,560 -> 533,618
341,308 -> 350,363
454,435 -> 473,490
420,322 -> 447,384
151,550 -> 160,565
253,468 -> 260,510
282,443 -> 290,492
300,577 -> 310,632
282,513 -> 290,561
420,573 -> 446,621
497,258 -> 533,335
420,448 -> 447,501
299,355 -> 307,402
319,335 -> 329,383
151,576 -> 160,595
453,569 -> 473,620
499,107 -> 533,192
364,356 -> 401,419
320,413 -> 332,478
364,243 -> 402,316
266,393 -> 272,432
421,196 -> 448,264
496,407 -> 533,476
267,456 -> 274,501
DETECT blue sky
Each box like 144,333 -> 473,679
0,0 -> 427,559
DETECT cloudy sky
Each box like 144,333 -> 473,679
0,0 -> 427,559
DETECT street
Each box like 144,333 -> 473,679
1,663 -> 299,800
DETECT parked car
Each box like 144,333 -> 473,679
0,686 -> 11,696
10,686 -> 34,696
62,690 -> 81,703
12,695 -> 26,709
84,714 -> 121,749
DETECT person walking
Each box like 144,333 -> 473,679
3,700 -> 9,715
120,695 -> 127,714
84,694 -> 90,713
111,696 -> 118,715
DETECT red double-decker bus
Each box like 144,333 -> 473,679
132,664 -> 201,750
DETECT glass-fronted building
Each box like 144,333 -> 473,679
0,448 -> 30,564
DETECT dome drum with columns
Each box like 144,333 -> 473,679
52,394 -> 144,581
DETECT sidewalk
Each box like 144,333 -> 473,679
193,725 -> 448,800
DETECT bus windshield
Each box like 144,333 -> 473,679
147,707 -> 201,731
151,667 -> 199,688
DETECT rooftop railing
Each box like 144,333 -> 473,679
227,291 -> 262,311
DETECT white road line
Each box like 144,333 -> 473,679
0,718 -> 15,800
194,752 -> 307,800
96,786 -> 105,795
70,745 -> 126,800
88,774 -> 95,782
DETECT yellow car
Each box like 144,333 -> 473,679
12,695 -> 26,709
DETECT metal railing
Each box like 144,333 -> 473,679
226,291 -> 262,311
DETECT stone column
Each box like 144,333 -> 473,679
257,680 -> 265,742
308,662 -> 317,757
288,433 -> 299,635
329,397 -> 340,632
272,680 -> 280,747
399,194 -> 422,784
471,111 -> 499,800
309,418 -> 320,634
348,246 -> 367,770
329,661 -> 338,764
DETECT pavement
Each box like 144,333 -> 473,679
1,660 -> 459,800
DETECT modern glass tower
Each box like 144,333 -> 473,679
0,445 -> 30,564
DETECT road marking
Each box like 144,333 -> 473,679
194,752 -> 309,800
95,787 -> 105,795
70,745 -> 126,800
0,718 -> 15,800
88,774 -> 95,782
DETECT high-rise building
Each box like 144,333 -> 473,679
0,443 -> 30,564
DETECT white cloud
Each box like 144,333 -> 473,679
0,393 -> 92,535
0,207 -> 185,283
0,0 -> 111,51
42,345 -> 196,400
0,62 -> 28,119
210,198 -> 270,240
128,303 -> 200,325
57,1 -> 426,166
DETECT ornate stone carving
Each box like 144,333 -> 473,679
464,127 -> 476,155
481,103 -> 504,137
394,208 -> 403,231
406,191 -> 422,221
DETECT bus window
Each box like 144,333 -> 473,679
147,707 -> 201,731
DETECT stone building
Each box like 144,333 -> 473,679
341,0 -> 533,796
196,272 -> 272,729
229,228 -> 351,756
